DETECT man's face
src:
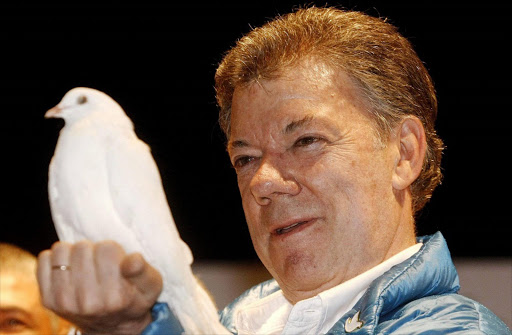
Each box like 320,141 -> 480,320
0,272 -> 56,335
228,62 -> 408,303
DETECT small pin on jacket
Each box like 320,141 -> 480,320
344,311 -> 364,333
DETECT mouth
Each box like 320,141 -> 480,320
273,219 -> 316,236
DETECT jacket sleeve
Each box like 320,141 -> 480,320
141,303 -> 185,335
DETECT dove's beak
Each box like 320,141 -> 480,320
45,105 -> 62,118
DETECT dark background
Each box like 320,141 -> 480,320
1,1 -> 510,260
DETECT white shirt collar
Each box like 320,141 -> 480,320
318,242 -> 423,333
235,243 -> 423,335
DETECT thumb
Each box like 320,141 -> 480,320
121,253 -> 163,301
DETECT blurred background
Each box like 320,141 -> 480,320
1,0 -> 510,327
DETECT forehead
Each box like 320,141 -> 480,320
229,62 -> 369,140
0,272 -> 40,307
234,61 -> 341,102
0,272 -> 54,333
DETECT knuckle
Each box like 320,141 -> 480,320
50,241 -> 61,250
98,240 -> 122,252
104,291 -> 129,312
70,240 -> 94,260
94,240 -> 125,260
78,294 -> 104,315
74,240 -> 94,250
50,242 -> 73,263
36,250 -> 51,276
51,241 -> 72,252
38,249 -> 51,260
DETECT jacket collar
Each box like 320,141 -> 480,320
328,232 -> 460,334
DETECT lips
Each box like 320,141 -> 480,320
275,221 -> 307,235
272,218 -> 316,236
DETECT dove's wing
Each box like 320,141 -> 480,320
104,127 -> 193,287
49,156 -> 78,242
48,122 -> 141,249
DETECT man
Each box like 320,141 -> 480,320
0,243 -> 71,335
37,6 -> 511,334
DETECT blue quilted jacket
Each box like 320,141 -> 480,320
143,232 -> 511,334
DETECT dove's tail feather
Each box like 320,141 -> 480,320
192,280 -> 231,334
167,276 -> 230,335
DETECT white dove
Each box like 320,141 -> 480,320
45,87 -> 229,334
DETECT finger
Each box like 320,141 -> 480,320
70,240 -> 101,314
121,253 -> 163,302
37,249 -> 54,309
120,252 -> 145,278
50,241 -> 77,312
93,240 -> 126,312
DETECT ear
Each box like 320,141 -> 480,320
392,117 -> 427,191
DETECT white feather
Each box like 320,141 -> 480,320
47,87 -> 229,334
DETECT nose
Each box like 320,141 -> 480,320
249,158 -> 301,205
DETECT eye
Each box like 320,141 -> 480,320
233,156 -> 256,169
294,136 -> 321,147
0,318 -> 28,331
77,95 -> 88,105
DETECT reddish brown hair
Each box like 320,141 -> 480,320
215,6 -> 444,214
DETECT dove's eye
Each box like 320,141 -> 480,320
77,95 -> 88,105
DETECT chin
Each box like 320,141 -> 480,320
282,252 -> 330,284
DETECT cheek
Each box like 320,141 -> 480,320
240,187 -> 255,222
33,310 -> 54,333
307,156 -> 380,221
237,173 -> 255,207
301,158 -> 352,202
240,193 -> 266,244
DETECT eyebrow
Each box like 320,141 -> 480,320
227,115 -> 317,151
0,307 -> 34,322
228,139 -> 248,149
284,114 -> 315,134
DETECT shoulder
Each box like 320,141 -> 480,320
376,293 -> 511,335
